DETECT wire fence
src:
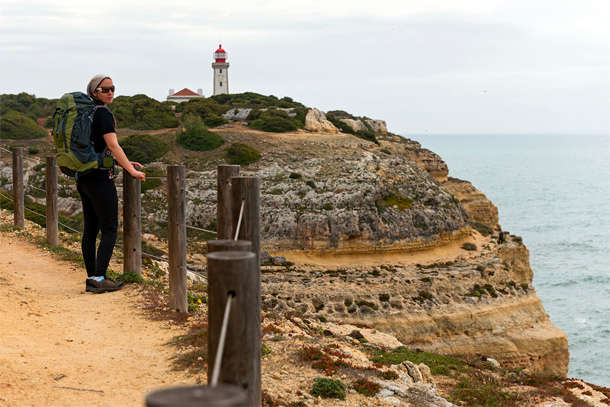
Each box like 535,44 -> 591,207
4,152 -> 260,403
0,154 -> 254,287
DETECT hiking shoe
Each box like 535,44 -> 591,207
86,277 -> 124,293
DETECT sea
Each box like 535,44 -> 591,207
407,134 -> 610,387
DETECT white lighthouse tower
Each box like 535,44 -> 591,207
212,44 -> 229,95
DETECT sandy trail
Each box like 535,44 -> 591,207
0,233 -> 193,407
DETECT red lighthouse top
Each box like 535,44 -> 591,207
214,45 -> 227,63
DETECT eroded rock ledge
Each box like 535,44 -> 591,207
262,238 -> 568,377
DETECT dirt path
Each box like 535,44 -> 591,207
0,234 -> 194,407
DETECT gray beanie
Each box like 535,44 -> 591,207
87,74 -> 111,97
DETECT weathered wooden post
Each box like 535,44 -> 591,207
167,165 -> 187,312
207,239 -> 251,254
12,148 -> 24,228
145,384 -> 247,406
217,165 -> 240,240
123,168 -> 142,276
45,156 -> 58,245
207,250 -> 261,407
230,177 -> 260,260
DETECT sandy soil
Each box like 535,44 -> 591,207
0,234 -> 194,407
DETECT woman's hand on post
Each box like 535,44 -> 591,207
129,162 -> 145,181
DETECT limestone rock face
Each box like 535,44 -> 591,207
304,109 -> 338,133
442,177 -> 500,230
222,108 -> 252,121
340,118 -> 368,132
366,119 -> 388,134
261,237 -> 569,377
379,134 -> 449,181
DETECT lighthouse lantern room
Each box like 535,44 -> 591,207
212,44 -> 229,95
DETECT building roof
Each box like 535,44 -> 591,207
172,88 -> 200,96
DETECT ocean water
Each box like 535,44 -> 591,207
407,134 -> 610,387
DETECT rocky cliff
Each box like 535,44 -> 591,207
1,108 -> 569,378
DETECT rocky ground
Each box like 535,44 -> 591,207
1,211 -> 609,407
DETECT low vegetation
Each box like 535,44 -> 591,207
226,142 -> 261,165
176,115 -> 225,151
112,94 -> 179,130
0,110 -> 48,139
119,133 -> 169,164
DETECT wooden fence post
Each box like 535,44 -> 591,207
145,383 -> 247,406
230,177 -> 260,263
123,168 -> 142,276
207,250 -> 261,407
12,148 -> 24,228
217,165 -> 240,240
167,165 -> 187,312
45,156 -> 58,246
207,239 -> 252,254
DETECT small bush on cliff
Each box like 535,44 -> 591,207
249,109 -> 298,133
462,242 -> 477,251
367,346 -> 467,376
0,111 -> 47,139
470,221 -> 493,236
177,115 -> 225,151
226,142 -> 261,165
310,377 -> 346,400
119,133 -> 169,164
376,193 -> 412,213
354,378 -> 381,397
203,114 -> 228,128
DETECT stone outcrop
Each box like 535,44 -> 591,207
340,118 -> 368,132
365,119 -> 388,134
378,133 -> 449,181
222,108 -> 252,121
260,237 -> 569,377
442,177 -> 500,230
304,108 -> 338,133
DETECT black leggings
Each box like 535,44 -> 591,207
77,177 -> 118,277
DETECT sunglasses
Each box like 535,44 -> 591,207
95,86 -> 115,93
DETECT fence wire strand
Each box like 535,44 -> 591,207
234,199 -> 245,241
210,292 -> 234,388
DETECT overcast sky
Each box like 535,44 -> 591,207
1,0 -> 609,135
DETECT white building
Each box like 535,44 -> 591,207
167,88 -> 204,103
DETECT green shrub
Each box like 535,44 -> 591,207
325,113 -> 355,134
306,180 -> 316,189
203,114 -> 228,128
289,172 -> 302,179
250,114 -> 297,133
367,346 -> 467,376
182,98 -> 223,119
226,142 -> 261,165
380,148 -> 391,155
461,242 -> 477,251
376,193 -> 412,213
177,115 -> 225,151
0,111 -> 47,139
112,94 -> 179,130
323,204 -> 333,210
28,147 -> 39,155
512,235 -> 523,243
310,377 -> 346,400
470,221 -> 493,236
119,133 -> 169,164
355,129 -> 379,145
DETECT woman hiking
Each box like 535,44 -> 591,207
80,74 -> 146,293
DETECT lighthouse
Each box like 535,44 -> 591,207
212,44 -> 229,95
